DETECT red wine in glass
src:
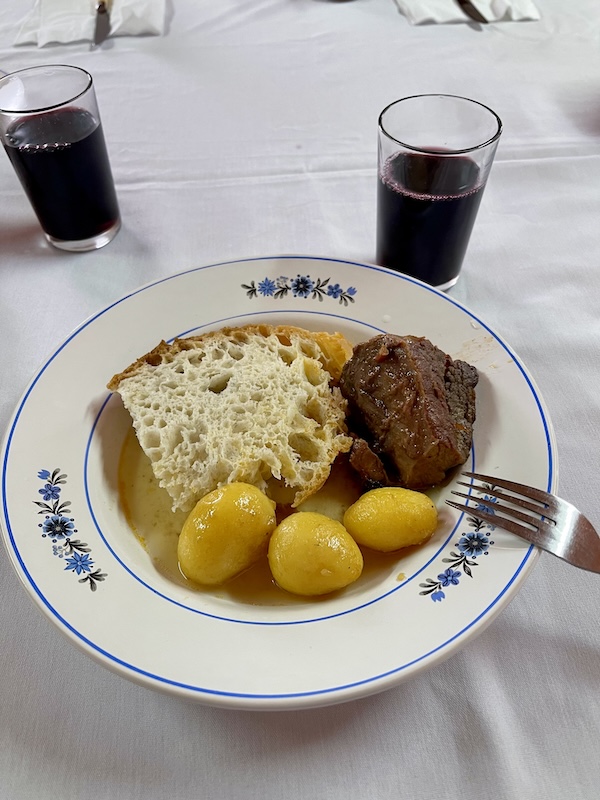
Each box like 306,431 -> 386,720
4,106 -> 120,244
376,151 -> 484,288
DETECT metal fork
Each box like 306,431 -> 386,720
446,471 -> 600,574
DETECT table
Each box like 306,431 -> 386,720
1,2 -> 599,798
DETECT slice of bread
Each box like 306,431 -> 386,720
108,324 -> 353,512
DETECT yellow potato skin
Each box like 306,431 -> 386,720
268,512 -> 363,596
343,487 -> 437,552
178,483 -> 276,585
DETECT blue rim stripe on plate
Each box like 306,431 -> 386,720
83,307 -> 469,625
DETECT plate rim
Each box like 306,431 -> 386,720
0,254 -> 557,709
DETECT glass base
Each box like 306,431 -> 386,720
45,218 -> 121,252
435,274 -> 460,292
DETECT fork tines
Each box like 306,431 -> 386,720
446,471 -> 555,534
460,471 -> 552,506
446,472 -> 600,574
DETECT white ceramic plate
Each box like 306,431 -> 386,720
0,256 -> 556,710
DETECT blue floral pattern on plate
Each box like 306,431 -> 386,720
242,274 -> 357,306
34,469 -> 107,591
420,488 -> 497,602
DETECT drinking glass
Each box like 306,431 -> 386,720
376,94 -> 502,290
0,65 -> 120,252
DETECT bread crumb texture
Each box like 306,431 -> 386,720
108,325 -> 353,512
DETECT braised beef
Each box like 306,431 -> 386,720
339,335 -> 478,488
348,436 -> 390,490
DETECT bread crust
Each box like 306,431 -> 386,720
107,325 -> 352,391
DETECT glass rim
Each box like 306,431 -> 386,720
378,93 -> 503,155
0,65 -> 93,115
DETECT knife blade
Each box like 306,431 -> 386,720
454,0 -> 489,24
93,1 -> 111,47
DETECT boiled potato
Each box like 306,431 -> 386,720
178,483 -> 276,585
268,512 -> 363,596
343,487 -> 437,552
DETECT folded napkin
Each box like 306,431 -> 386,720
393,0 -> 540,25
15,0 -> 166,47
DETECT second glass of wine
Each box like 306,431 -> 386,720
376,94 -> 502,290
0,65 -> 120,252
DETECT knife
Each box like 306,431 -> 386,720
454,0 -> 489,23
93,0 -> 112,47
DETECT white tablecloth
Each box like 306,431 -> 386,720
1,2 -> 599,798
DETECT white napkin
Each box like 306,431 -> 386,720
14,0 -> 166,47
392,0 -> 540,25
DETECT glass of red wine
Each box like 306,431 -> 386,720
0,65 -> 120,252
376,94 -> 502,290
